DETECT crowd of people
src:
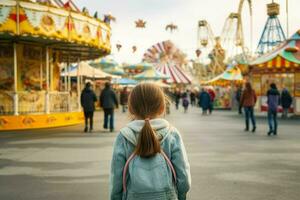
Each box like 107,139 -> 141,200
173,87 -> 216,115
237,82 -> 293,136
81,81 -> 293,137
81,82 -> 119,133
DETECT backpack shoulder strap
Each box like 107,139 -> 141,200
122,150 -> 177,193
122,152 -> 136,193
161,150 -> 177,183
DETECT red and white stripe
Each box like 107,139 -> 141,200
143,41 -> 192,84
63,0 -> 80,12
156,63 -> 192,84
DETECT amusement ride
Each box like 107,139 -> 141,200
1,0 -> 300,131
0,0 -> 111,130
256,1 -> 286,55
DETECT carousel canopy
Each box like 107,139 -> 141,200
112,78 -> 137,85
124,62 -> 154,70
0,0 -> 111,62
61,62 -> 119,78
201,65 -> 243,86
133,68 -> 169,81
250,30 -> 300,71
90,57 -> 118,69
103,66 -> 125,76
156,63 -> 192,84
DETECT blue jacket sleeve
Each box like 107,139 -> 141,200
109,134 -> 127,200
171,130 -> 191,200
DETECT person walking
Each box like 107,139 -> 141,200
267,83 -> 280,136
190,90 -> 196,107
236,86 -> 243,114
198,88 -> 211,115
182,92 -> 189,113
174,89 -> 181,110
80,82 -> 97,133
100,82 -> 118,132
110,83 -> 191,200
207,88 -> 215,114
120,87 -> 129,113
281,88 -> 292,118
240,82 -> 257,132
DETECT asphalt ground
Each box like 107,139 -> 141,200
0,106 -> 300,200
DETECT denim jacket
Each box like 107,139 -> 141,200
109,119 -> 191,200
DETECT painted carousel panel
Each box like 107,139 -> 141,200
0,1 -> 17,35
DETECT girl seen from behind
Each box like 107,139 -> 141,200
110,83 -> 191,200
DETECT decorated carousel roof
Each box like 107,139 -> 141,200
0,0 -> 111,62
250,30 -> 300,69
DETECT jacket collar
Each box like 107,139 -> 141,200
120,118 -> 170,146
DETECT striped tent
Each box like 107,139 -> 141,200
250,31 -> 300,72
143,40 -> 191,84
156,63 -> 192,84
201,65 -> 243,86
31,0 -> 64,7
63,0 -> 80,12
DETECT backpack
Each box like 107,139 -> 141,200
182,98 -> 189,107
122,150 -> 177,198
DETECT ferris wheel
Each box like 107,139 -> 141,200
196,20 -> 226,80
195,0 -> 253,81
220,0 -> 253,63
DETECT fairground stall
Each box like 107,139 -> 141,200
250,31 -> 300,115
0,0 -> 111,130
201,65 -> 243,109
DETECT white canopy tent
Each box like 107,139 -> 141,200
61,62 -> 120,79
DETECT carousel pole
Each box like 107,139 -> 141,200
40,49 -> 43,89
67,57 -> 71,112
45,46 -> 50,114
13,43 -> 19,116
64,63 -> 67,91
77,59 -> 81,112
13,0 -> 20,115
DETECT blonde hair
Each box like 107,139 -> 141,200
128,83 -> 166,157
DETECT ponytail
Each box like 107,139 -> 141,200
135,119 -> 161,158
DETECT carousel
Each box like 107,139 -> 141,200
0,0 -> 111,130
250,30 -> 300,115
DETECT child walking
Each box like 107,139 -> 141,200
110,83 -> 191,200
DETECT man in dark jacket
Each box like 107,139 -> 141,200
267,83 -> 280,136
281,88 -> 292,118
81,82 -> 97,133
100,82 -> 118,132
198,88 -> 211,115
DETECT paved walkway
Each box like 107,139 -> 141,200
0,107 -> 300,200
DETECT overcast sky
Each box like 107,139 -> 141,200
76,0 -> 300,63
